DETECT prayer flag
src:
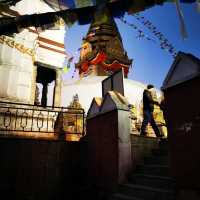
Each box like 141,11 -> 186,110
63,56 -> 73,74
63,65 -> 70,73
174,0 -> 188,39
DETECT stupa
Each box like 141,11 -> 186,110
75,7 -> 132,77
61,7 -> 166,136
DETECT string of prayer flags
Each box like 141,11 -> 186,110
133,14 -> 177,58
71,68 -> 77,78
120,18 -> 156,43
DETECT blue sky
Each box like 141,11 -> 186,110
64,2 -> 200,88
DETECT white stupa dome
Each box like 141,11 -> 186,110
61,75 -> 161,113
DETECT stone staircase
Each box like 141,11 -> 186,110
110,139 -> 176,200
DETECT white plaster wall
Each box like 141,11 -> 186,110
0,68 -> 10,97
1,42 -> 20,100
35,46 -> 65,69
61,76 -> 103,111
0,42 -> 15,98
0,30 -> 36,102
10,0 -> 66,69
124,79 -> 146,108
61,76 -> 161,113
39,29 -> 66,48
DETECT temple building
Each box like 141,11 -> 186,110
0,0 -> 67,107
0,0 -> 74,139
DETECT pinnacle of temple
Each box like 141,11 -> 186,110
75,7 -> 132,78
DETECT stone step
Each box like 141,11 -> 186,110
129,173 -> 175,190
144,155 -> 169,165
158,138 -> 168,146
110,193 -> 143,200
118,183 -> 174,200
152,148 -> 168,156
135,164 -> 169,176
109,138 -> 174,200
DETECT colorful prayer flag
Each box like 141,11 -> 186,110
63,56 -> 74,74
63,65 -> 70,73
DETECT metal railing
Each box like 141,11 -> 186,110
0,101 -> 85,136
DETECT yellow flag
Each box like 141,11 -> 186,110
63,66 -> 70,74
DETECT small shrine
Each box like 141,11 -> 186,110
68,94 -> 83,110
55,94 -> 85,141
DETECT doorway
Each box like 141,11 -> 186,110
35,65 -> 56,107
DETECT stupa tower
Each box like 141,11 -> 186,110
75,7 -> 132,78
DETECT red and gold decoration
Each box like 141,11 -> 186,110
77,51 -> 130,76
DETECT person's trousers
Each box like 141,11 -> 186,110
141,110 -> 161,137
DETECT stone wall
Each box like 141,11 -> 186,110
86,111 -> 160,197
0,136 -> 87,200
130,134 -> 160,170
86,110 -> 119,193
0,131 -> 161,200
163,76 -> 200,200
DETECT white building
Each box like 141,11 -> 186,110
0,0 -> 67,107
